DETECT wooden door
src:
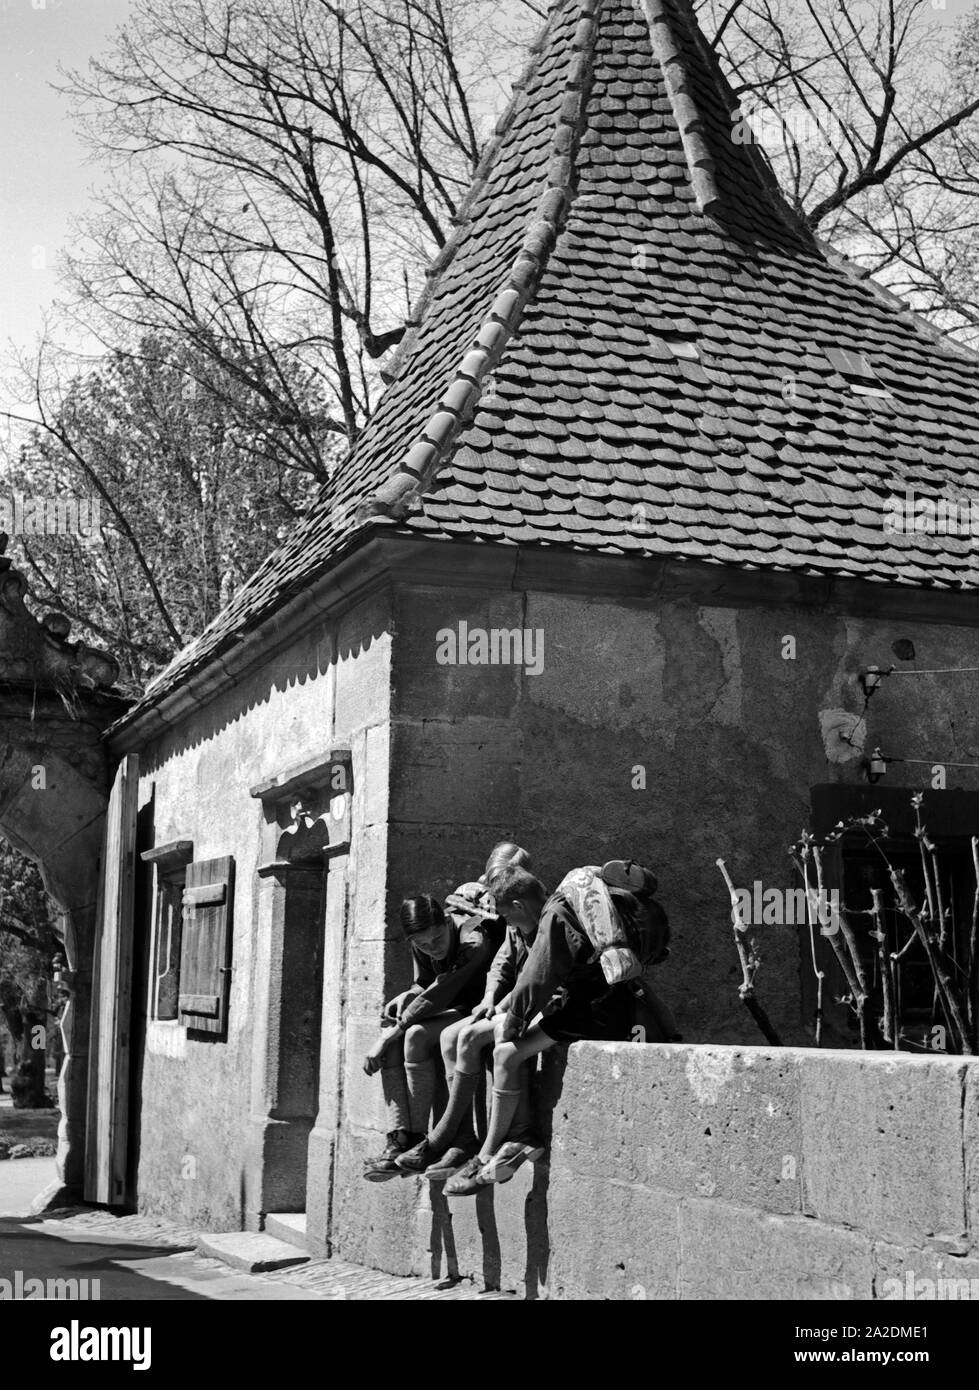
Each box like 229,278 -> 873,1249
84,754 -> 139,1204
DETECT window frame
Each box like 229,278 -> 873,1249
140,840 -> 194,1024
808,785 -> 979,1049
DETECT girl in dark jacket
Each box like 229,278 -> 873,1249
362,890 -> 503,1180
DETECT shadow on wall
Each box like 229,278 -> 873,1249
424,1048 -> 568,1300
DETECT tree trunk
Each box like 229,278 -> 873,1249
10,1007 -> 52,1109
48,1017 -> 64,1077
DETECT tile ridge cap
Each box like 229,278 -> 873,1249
644,0 -> 815,245
358,0 -> 604,523
373,11 -> 558,392
639,0 -> 721,217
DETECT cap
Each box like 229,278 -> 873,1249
445,881 -> 494,917
601,860 -> 658,896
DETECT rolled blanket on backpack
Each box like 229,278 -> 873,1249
555,866 -> 643,984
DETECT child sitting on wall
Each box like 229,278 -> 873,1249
445,860 -> 671,1196
396,861 -> 546,1182
479,840 -> 532,886
361,888 -> 503,1181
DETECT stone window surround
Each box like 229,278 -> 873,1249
250,746 -> 352,871
243,745 -> 351,1223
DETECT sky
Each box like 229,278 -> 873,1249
0,0 -> 975,370
0,0 -> 132,356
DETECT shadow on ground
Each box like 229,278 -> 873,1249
0,1219 -> 206,1300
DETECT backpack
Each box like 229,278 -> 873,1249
554,867 -> 669,983
554,867 -> 641,983
554,867 -> 679,1040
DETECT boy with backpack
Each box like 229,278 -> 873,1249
444,860 -> 672,1196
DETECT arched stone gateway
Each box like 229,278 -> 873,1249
0,543 -> 129,1204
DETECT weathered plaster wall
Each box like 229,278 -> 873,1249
513,592 -> 979,1048
130,593 -> 392,1231
388,584 -> 979,1046
122,557 -> 979,1274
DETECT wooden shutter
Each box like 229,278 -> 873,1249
85,753 -> 139,1205
179,856 -> 234,1036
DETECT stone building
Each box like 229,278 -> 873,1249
3,0 -> 979,1296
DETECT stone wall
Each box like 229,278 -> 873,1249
0,682 -> 128,1203
116,544 -> 979,1267
368,1043 -> 979,1300
130,590 -> 393,1231
547,1044 -> 979,1300
328,578 -> 979,1275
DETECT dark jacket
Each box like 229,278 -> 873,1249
504,893 -> 608,1034
484,920 -> 537,1002
395,914 -> 504,1030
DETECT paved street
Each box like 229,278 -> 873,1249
0,1169 -> 513,1301
0,1156 -> 56,1217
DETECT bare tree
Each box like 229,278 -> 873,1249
58,0 -> 979,453
60,0 -> 540,449
698,0 -> 979,344
6,0 -> 978,694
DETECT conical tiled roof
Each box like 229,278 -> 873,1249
130,0 -> 979,714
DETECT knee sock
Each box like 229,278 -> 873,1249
380,1062 -> 411,1135
427,1068 -> 480,1150
508,1064 -> 534,1141
480,1087 -> 522,1159
405,1059 -> 437,1134
456,1069 -> 482,1145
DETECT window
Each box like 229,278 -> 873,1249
179,856 -> 235,1039
839,842 -> 972,1045
141,841 -> 193,1022
810,785 -> 979,1049
823,345 -> 892,399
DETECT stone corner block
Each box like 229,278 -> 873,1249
801,1052 -> 968,1247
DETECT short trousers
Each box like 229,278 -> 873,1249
378,1007 -> 464,1032
538,985 -> 634,1044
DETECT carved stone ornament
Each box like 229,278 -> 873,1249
251,748 -> 352,870
275,802 -> 333,864
0,539 -> 120,691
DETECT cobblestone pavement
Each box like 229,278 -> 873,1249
38,1209 -> 516,1300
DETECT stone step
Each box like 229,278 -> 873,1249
197,1231 -> 310,1273
265,1212 -> 307,1248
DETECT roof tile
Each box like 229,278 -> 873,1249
128,0 -> 979,720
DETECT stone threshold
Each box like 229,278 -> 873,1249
197,1229 -> 310,1274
